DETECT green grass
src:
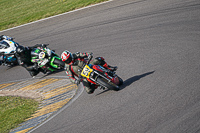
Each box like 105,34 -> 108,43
0,0 -> 108,131
0,96 -> 39,133
0,0 -> 108,31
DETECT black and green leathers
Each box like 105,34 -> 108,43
15,46 -> 40,77
16,44 -> 49,77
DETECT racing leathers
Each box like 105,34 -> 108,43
15,46 -> 39,77
90,57 -> 118,71
64,52 -> 117,94
0,35 -> 19,66
16,44 -> 48,77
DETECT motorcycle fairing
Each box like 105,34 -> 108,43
0,40 -> 16,54
85,64 -> 119,85
5,56 -> 17,62
92,65 -> 104,72
50,56 -> 62,68
111,76 -> 120,85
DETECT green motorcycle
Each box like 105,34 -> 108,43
31,44 -> 65,73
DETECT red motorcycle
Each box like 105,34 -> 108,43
78,55 -> 123,91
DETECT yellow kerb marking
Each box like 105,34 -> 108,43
26,98 -> 71,120
19,79 -> 61,91
0,82 -> 17,90
42,83 -> 74,94
43,84 -> 76,99
16,127 -> 34,133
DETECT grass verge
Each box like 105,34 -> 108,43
0,0 -> 108,31
0,96 -> 39,133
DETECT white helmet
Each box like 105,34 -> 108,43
61,50 -> 73,64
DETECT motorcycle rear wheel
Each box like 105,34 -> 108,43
96,77 -> 120,91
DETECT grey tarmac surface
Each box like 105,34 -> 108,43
1,0 -> 200,133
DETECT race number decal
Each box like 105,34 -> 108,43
81,65 -> 93,79
39,52 -> 45,59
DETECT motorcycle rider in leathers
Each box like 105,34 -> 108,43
0,35 -> 38,75
61,50 -> 118,94
0,35 -> 19,66
15,44 -> 48,77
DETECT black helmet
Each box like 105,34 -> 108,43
16,46 -> 25,55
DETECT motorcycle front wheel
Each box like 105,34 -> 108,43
96,77 -> 120,91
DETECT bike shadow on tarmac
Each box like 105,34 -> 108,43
96,71 -> 155,95
120,71 -> 155,90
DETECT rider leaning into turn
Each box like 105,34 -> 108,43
0,35 -> 35,72
15,44 -> 49,77
15,45 -> 40,77
61,50 -> 118,94
0,35 -> 19,65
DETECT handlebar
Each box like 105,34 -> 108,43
86,54 -> 93,65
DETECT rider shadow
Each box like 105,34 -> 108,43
96,71 -> 155,95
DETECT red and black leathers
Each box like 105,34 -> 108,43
64,52 -> 117,94
90,57 -> 117,71
65,52 -> 95,94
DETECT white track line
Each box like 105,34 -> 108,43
0,0 -> 113,33
1,1 -> 113,132
27,83 -> 84,133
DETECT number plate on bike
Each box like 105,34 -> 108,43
40,58 -> 48,66
81,65 -> 93,78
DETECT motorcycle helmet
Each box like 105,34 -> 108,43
31,48 -> 45,59
61,50 -> 73,64
0,35 -> 13,41
16,46 -> 25,55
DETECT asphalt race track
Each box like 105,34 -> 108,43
1,0 -> 200,132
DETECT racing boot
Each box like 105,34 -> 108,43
29,70 -> 39,78
82,79 -> 95,94
108,66 -> 118,71
85,86 -> 95,94
103,63 -> 117,72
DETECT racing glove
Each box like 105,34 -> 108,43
87,53 -> 93,60
75,79 -> 80,85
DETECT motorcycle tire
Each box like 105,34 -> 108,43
117,76 -> 123,86
96,77 -> 120,91
53,58 -> 65,69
